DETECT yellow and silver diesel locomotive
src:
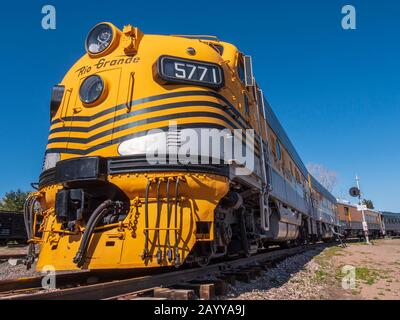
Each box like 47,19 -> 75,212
24,22 -> 339,271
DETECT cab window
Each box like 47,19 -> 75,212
237,58 -> 245,84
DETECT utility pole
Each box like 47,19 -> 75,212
356,175 -> 370,244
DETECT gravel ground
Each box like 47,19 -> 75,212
223,239 -> 400,300
223,247 -> 330,300
0,260 -> 40,280
0,245 -> 41,280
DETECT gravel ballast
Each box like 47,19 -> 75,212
223,247 -> 329,300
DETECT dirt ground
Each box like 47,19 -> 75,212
224,238 -> 400,300
326,238 -> 400,299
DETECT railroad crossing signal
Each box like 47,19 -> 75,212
349,187 -> 360,198
354,176 -> 370,245
357,204 -> 367,211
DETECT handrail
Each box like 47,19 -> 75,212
170,34 -> 219,41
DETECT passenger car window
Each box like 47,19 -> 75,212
295,170 -> 301,184
271,138 -> 277,158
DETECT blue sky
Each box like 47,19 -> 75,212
0,0 -> 399,211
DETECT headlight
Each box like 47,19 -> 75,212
85,23 -> 113,54
42,153 -> 60,171
79,75 -> 105,105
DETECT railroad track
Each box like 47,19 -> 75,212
0,253 -> 26,261
0,243 -> 331,300
0,245 -> 28,261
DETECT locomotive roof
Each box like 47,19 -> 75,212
263,95 -> 337,204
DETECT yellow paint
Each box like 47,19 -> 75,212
36,173 -> 228,270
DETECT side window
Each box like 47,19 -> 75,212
271,138 -> 277,159
244,94 -> 249,114
295,170 -> 301,184
275,140 -> 281,160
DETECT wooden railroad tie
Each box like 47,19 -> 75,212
172,283 -> 215,300
221,271 -> 252,283
153,287 -> 196,300
188,279 -> 228,296
217,274 -> 236,286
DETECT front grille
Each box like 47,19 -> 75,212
108,155 -> 229,176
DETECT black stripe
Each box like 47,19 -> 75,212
48,112 -> 259,152
48,114 -> 261,156
51,90 -> 250,131
46,123 -> 260,156
48,110 -> 251,144
49,101 -> 246,135
46,123 -> 221,155
52,103 -> 125,126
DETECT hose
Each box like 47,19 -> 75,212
23,195 -> 37,269
73,200 -> 114,267
23,196 -> 35,239
23,197 -> 31,239
239,206 -> 250,256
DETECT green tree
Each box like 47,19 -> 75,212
0,189 -> 30,212
362,199 -> 374,209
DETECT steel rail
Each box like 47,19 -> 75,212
0,271 -> 92,294
0,253 -> 26,261
0,243 -> 328,300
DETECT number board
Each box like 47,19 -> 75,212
156,56 -> 224,89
